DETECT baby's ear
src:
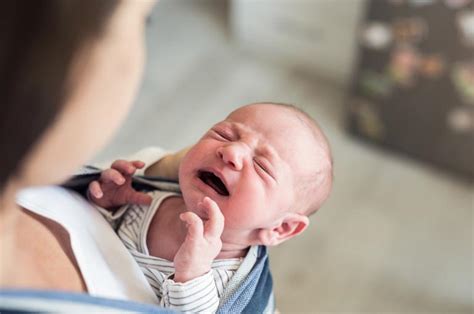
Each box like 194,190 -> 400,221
258,213 -> 309,246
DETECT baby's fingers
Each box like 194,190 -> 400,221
131,160 -> 145,169
111,159 -> 143,176
179,212 -> 204,240
202,197 -> 224,239
101,168 -> 126,185
88,180 -> 103,199
128,191 -> 153,206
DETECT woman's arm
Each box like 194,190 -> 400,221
144,147 -> 190,180
94,146 -> 190,180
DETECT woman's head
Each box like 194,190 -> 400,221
0,0 -> 155,191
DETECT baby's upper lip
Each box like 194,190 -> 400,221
198,167 -> 231,196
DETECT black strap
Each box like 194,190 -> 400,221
61,166 -> 181,196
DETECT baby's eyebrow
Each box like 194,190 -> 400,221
227,121 -> 244,131
257,144 -> 278,162
217,120 -> 238,130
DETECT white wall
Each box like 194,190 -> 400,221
231,0 -> 367,87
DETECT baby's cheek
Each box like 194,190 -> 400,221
222,205 -> 258,229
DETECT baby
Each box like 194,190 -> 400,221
89,102 -> 333,312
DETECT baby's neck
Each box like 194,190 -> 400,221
216,245 -> 249,259
147,195 -> 249,260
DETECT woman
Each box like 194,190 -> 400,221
0,2 -> 275,312
0,0 -> 156,296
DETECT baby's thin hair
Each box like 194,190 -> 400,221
248,101 -> 334,216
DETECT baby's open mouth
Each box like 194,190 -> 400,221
198,170 -> 229,196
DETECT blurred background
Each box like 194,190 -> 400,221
94,0 -> 473,312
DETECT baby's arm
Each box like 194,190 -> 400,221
160,197 -> 224,313
161,271 -> 220,313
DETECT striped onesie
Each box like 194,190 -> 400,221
99,190 -> 242,313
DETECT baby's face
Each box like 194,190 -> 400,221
179,104 -> 319,242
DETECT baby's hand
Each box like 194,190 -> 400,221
173,197 -> 224,283
88,160 -> 152,209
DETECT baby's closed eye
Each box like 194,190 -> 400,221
211,128 -> 234,141
253,157 -> 275,180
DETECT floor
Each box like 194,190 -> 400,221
95,1 -> 473,313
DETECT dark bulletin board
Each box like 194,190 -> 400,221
346,0 -> 474,180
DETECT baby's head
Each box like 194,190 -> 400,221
179,102 -> 333,246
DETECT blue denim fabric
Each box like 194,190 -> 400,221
0,290 -> 175,313
218,246 -> 274,314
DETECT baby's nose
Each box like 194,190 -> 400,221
217,144 -> 245,170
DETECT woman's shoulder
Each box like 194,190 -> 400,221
17,186 -> 158,303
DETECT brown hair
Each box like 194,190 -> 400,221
0,0 -> 119,190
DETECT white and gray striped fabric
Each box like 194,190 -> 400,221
99,190 -> 242,313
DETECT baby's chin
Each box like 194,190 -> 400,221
182,191 -> 230,223
180,189 -> 208,220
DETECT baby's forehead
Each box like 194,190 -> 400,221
226,103 -> 295,120
225,104 -> 308,134
226,106 -> 324,169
